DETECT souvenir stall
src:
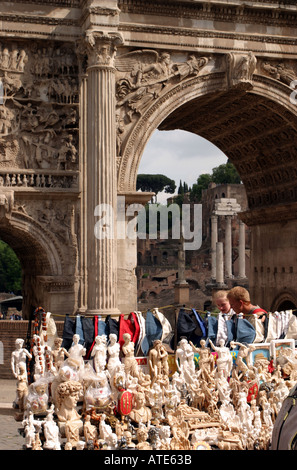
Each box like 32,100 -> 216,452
10,306 -> 297,450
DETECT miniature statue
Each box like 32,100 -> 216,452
22,410 -> 43,449
83,414 -> 98,444
107,333 -> 121,376
209,338 -> 233,380
43,404 -> 61,450
122,333 -> 140,379
99,413 -> 118,449
148,339 -> 169,385
190,339 -> 215,381
11,338 -> 32,379
167,411 -> 191,450
175,338 -> 195,383
32,432 -> 43,451
230,341 -> 255,376
123,430 -> 135,449
66,334 -> 86,372
148,382 -> 164,422
129,390 -> 152,424
55,380 -> 83,449
158,425 -> 171,450
14,362 -> 28,414
51,337 -> 69,371
164,383 -> 180,415
136,425 -> 152,450
91,335 -> 107,374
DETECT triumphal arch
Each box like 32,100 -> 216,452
0,0 -> 296,318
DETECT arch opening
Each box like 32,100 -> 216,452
0,217 -> 64,319
158,89 -> 297,212
128,76 -> 297,311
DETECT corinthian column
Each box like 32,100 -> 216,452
225,215 -> 232,278
238,219 -> 246,279
211,214 -> 218,280
85,31 -> 122,315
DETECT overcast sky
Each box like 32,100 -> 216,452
138,129 -> 228,203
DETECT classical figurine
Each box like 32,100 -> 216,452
99,413 -> 118,449
11,338 -> 32,379
13,362 -> 28,414
136,425 -> 152,450
91,335 -> 107,374
190,339 -> 215,381
43,404 -> 61,450
129,390 -> 152,425
55,380 -> 84,449
83,414 -> 98,444
209,338 -> 233,380
175,338 -> 195,383
148,339 -> 169,385
22,411 -> 43,449
107,333 -> 121,375
66,334 -> 86,372
148,382 -> 164,422
51,337 -> 69,371
230,341 -> 255,376
122,333 -> 140,379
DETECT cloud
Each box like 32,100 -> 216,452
138,129 -> 227,203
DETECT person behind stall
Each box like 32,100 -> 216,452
227,286 -> 267,322
212,290 -> 236,319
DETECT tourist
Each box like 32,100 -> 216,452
212,290 -> 236,319
227,286 -> 267,322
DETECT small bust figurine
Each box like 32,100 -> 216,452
129,390 -> 152,425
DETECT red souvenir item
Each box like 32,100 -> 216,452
247,381 -> 259,403
117,390 -> 133,415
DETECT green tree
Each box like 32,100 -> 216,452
0,241 -> 22,294
212,162 -> 241,185
189,162 -> 241,202
136,174 -> 176,202
190,173 -> 212,202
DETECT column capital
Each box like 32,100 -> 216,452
85,30 -> 123,69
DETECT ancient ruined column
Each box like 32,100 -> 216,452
85,32 -> 122,315
225,215 -> 232,278
211,214 -> 218,280
238,219 -> 246,279
216,242 -> 224,286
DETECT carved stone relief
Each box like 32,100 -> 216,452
226,52 -> 257,89
0,41 -> 79,184
13,198 -> 78,250
114,49 -> 209,156
261,60 -> 297,86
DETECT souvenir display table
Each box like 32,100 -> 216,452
10,307 -> 297,450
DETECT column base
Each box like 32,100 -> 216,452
85,308 -> 121,317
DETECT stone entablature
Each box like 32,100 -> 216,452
0,0 -> 295,317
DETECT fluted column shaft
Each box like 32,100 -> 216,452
211,214 -> 218,280
225,215 -> 232,278
85,35 -> 120,314
238,219 -> 246,279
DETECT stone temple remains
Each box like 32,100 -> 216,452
0,0 -> 296,318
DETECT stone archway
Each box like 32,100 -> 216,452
116,51 -> 297,311
271,291 -> 297,312
0,209 -> 78,319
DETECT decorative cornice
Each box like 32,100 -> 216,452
240,202 -> 297,226
119,24 -> 297,48
118,0 -> 297,28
